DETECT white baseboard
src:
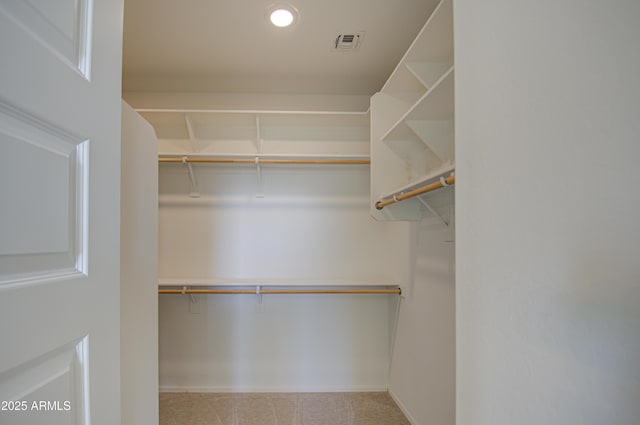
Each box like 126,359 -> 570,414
159,384 -> 389,393
388,388 -> 418,425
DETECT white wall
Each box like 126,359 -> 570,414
388,195 -> 456,425
157,151 -> 408,392
455,2 -> 640,424
120,101 -> 159,425
158,166 -> 397,283
159,292 -> 394,392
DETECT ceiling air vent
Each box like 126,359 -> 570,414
333,32 -> 364,51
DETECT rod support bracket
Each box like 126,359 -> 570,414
399,285 -> 408,299
256,285 -> 263,304
182,156 -> 200,198
255,157 -> 264,198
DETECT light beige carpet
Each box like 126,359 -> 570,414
160,392 -> 411,425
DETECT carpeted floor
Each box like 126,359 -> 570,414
159,392 -> 411,425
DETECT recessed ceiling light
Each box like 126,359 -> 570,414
271,9 -> 293,27
267,4 -> 298,28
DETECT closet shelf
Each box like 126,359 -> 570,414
404,62 -> 452,91
158,278 -> 397,288
136,108 -> 368,116
382,66 -> 454,142
381,67 -> 454,166
159,153 -> 370,165
380,0 -> 453,95
159,287 -> 401,295
137,107 -> 370,148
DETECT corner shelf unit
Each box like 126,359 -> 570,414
370,0 -> 454,221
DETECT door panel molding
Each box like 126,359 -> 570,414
0,335 -> 90,425
0,100 -> 88,288
0,0 -> 93,78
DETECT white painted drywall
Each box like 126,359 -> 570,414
455,2 -> 640,424
159,293 -> 393,392
157,163 -> 408,392
158,166 -> 398,283
388,203 -> 456,425
120,101 -> 159,425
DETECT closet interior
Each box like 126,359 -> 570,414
143,106 -> 412,394
127,0 -> 455,423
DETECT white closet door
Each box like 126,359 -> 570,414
0,1 -> 123,424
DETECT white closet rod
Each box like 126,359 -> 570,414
375,175 -> 455,210
159,155 -> 370,165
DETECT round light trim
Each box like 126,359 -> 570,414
270,8 -> 294,27
266,4 -> 299,29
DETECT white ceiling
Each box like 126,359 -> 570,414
122,0 -> 440,95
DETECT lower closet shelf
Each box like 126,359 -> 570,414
158,279 -> 401,295
159,287 -> 401,295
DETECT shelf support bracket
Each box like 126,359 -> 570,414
255,115 -> 263,153
182,156 -> 200,198
256,285 -> 263,304
255,156 -> 264,198
184,114 -> 197,153
188,293 -> 200,313
399,285 -> 408,299
416,195 -> 448,226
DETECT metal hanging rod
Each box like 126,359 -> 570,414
375,175 -> 455,210
159,156 -> 370,165
158,288 -> 401,295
